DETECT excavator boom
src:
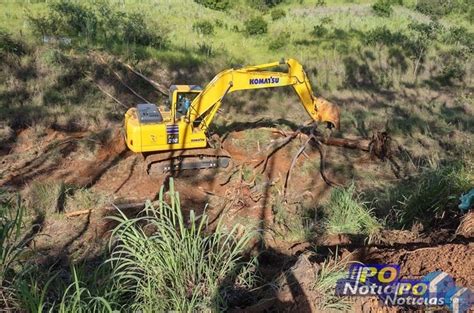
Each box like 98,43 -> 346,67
187,58 -> 340,131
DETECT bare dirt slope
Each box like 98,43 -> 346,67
0,126 -> 472,311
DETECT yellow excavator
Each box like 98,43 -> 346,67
124,58 -> 340,174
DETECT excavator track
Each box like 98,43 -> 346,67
143,147 -> 231,174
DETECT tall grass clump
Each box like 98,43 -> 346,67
108,179 -> 257,312
323,185 -> 381,236
0,191 -> 26,309
57,265 -> 118,313
384,162 -> 473,228
312,257 -> 352,311
270,8 -> 286,20
66,188 -> 109,213
27,181 -> 66,216
193,20 -> 215,36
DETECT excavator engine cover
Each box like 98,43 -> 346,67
137,103 -> 162,123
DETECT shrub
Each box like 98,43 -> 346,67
316,0 -> 326,6
244,16 -> 268,35
312,24 -> 328,37
372,0 -> 393,17
415,0 -> 455,18
0,30 -> 27,56
265,0 -> 284,6
323,185 -> 381,236
438,62 -> 465,86
108,179 -> 257,311
405,21 -> 441,81
194,0 -> 231,11
121,13 -> 167,48
268,32 -> 288,50
364,26 -> 408,47
248,0 -> 284,9
444,26 -> 474,52
271,8 -> 286,20
214,19 -> 224,28
51,1 -> 98,38
436,47 -> 468,85
192,20 -> 215,35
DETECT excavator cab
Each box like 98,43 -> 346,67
168,85 -> 202,121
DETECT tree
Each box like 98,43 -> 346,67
406,21 -> 441,83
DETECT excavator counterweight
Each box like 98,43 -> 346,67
124,59 -> 340,174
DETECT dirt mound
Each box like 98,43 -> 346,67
256,242 -> 474,313
0,128 -> 128,188
361,243 -> 474,287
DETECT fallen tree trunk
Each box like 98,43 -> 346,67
122,63 -> 169,96
265,128 -> 397,198
65,202 -> 146,218
270,129 -> 371,151
314,136 -> 371,151
65,209 -> 92,218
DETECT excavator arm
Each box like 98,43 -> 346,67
187,58 -> 340,131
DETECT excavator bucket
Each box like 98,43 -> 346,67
315,98 -> 340,129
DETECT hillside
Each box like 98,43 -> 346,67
0,0 -> 473,311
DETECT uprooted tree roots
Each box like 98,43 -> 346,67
255,127 -> 398,201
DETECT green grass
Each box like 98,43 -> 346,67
3,179 -> 259,312
301,157 -> 321,176
57,265 -> 118,313
1,0 -> 472,134
323,184 -> 382,236
380,161 -> 473,228
230,129 -> 272,153
2,0 -> 471,66
0,191 -> 27,309
271,186 -> 317,242
312,256 -> 353,311
27,180 -> 66,216
108,178 -> 257,311
65,188 -> 110,212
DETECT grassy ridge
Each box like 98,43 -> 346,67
1,0 -> 472,134
2,1 -> 472,69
